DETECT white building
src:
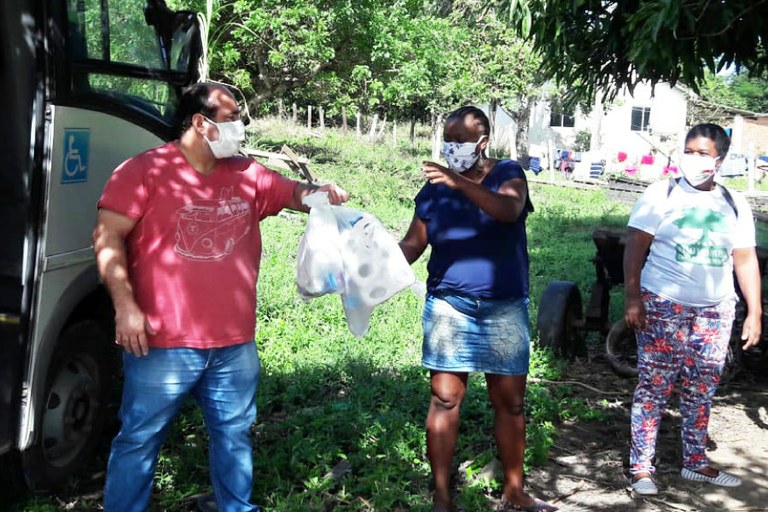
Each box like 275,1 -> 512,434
528,82 -> 689,179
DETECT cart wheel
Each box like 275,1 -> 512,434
605,319 -> 638,378
536,281 -> 585,357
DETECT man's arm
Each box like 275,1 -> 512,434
287,182 -> 350,212
733,246 -> 762,350
92,209 -> 154,356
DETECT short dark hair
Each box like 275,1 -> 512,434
174,82 -> 225,136
445,106 -> 490,136
685,123 -> 731,158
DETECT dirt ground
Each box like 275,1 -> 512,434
522,353 -> 768,512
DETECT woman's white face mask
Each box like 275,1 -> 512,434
679,153 -> 719,186
442,135 -> 487,173
203,116 -> 246,159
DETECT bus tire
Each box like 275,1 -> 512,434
22,321 -> 111,490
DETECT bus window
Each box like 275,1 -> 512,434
63,0 -> 199,125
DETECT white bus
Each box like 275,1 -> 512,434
0,0 -> 202,497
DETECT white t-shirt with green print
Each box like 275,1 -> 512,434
628,177 -> 756,307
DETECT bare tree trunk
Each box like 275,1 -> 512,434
410,117 -> 416,150
356,111 -> 361,137
488,99 -> 498,155
307,105 -> 312,130
342,107 -> 348,131
292,103 -> 297,123
368,114 -> 379,142
319,106 -> 325,129
515,97 -> 534,164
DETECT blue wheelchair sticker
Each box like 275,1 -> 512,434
62,129 -> 90,183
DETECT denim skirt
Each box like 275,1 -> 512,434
421,292 -> 531,375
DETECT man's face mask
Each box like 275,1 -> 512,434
679,153 -> 719,186
203,116 -> 245,159
442,135 -> 487,173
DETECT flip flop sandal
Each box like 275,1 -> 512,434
681,467 -> 742,487
498,496 -> 559,512
630,476 -> 659,496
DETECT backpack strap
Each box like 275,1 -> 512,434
717,183 -> 739,218
666,177 -> 680,197
666,176 -> 738,217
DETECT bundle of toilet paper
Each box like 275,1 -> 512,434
296,192 -> 423,337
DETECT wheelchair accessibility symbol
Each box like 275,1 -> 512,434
62,128 -> 90,183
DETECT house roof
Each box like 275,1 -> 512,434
675,83 -> 768,119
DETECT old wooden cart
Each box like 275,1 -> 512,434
536,228 -> 768,378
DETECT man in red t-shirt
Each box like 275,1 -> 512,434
93,83 -> 348,512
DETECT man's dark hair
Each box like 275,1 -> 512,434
445,106 -> 490,136
174,82 -> 224,136
686,123 -> 731,158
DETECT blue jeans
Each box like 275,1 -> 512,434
103,341 -> 261,512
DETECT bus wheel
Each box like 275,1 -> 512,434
23,321 -> 111,490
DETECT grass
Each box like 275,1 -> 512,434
12,118 -> 683,512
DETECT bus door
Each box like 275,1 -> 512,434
1,0 -> 201,491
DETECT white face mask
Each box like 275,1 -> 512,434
679,153 -> 719,186
203,117 -> 245,159
442,136 -> 486,173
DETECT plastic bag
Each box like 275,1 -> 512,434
296,191 -> 346,298
296,192 -> 420,337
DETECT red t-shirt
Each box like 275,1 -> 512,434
97,142 -> 297,349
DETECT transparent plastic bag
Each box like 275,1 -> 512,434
296,192 -> 420,336
295,192 -> 345,298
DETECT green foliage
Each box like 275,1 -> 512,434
503,0 -> 768,105
573,129 -> 591,152
170,0 -> 544,122
698,71 -> 768,114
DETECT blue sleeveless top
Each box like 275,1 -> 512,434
414,160 -> 533,300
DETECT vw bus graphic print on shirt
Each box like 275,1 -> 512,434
175,187 -> 252,260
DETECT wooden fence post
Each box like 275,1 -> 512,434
368,114 -> 379,142
307,105 -> 312,130
392,119 -> 397,147
342,107 -> 348,131
292,103 -> 297,123
431,112 -> 442,161
319,106 -> 325,129
356,111 -> 362,137
278,99 -> 285,118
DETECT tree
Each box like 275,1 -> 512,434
502,0 -> 768,104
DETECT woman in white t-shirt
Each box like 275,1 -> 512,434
623,123 -> 762,496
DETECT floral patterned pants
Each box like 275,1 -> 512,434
629,290 -> 736,475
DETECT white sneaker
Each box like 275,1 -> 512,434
681,467 -> 742,487
630,476 -> 659,496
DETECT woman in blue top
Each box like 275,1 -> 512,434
399,107 -> 556,512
